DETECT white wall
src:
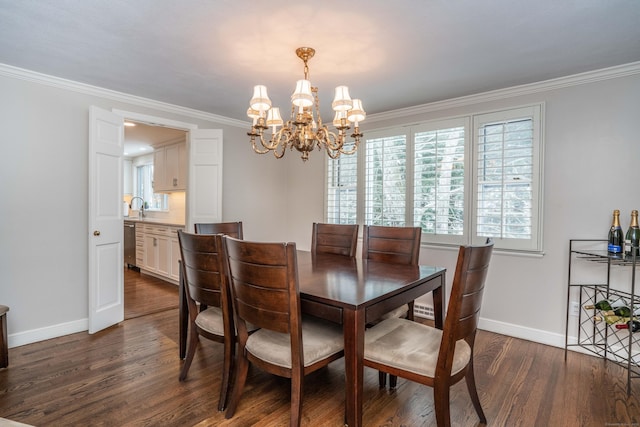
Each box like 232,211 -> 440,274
1,63 -> 639,350
283,64 -> 640,348
0,68 -> 287,346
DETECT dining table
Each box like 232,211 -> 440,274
178,251 -> 446,427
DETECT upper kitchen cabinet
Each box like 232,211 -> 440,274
153,142 -> 187,192
123,158 -> 133,195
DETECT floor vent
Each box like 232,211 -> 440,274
413,303 -> 434,319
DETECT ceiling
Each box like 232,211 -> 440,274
123,122 -> 186,158
1,1 -> 639,143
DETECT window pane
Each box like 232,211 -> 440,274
136,164 -> 168,210
327,151 -> 358,224
414,126 -> 465,235
477,118 -> 533,240
365,134 -> 406,226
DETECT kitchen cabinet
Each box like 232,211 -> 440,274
123,158 -> 133,195
137,223 -> 183,284
153,142 -> 187,192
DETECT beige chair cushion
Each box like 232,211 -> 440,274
246,316 -> 344,369
364,317 -> 471,378
377,303 -> 409,321
196,307 -> 257,335
195,307 -> 225,335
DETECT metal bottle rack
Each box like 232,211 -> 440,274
564,239 -> 639,395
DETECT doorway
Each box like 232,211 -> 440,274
121,114 -> 192,319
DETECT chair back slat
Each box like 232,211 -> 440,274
311,223 -> 358,257
195,221 -> 243,239
223,237 -> 299,335
362,225 -> 421,265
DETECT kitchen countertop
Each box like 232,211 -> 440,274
124,217 -> 185,227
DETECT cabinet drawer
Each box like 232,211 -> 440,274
145,225 -> 169,235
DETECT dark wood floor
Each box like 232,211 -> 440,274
1,272 -> 639,426
124,267 -> 179,320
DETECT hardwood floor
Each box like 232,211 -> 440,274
124,267 -> 179,320
1,273 -> 639,426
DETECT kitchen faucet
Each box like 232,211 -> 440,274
130,197 -> 146,219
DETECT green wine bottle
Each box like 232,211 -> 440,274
625,210 -> 640,257
584,298 -> 625,311
593,315 -> 630,325
603,306 -> 632,317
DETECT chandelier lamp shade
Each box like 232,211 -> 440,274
247,47 -> 365,161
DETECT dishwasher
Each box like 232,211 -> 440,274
124,221 -> 137,269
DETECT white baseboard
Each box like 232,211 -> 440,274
8,318 -> 88,348
479,317 -> 566,349
5,310 -> 583,353
415,304 -> 569,349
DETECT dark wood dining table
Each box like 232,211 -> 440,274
178,251 -> 446,427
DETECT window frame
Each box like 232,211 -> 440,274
471,105 -> 543,251
324,103 -> 544,253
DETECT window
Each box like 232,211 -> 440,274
136,164 -> 168,211
473,106 -> 541,251
327,148 -> 358,224
364,131 -> 407,226
325,105 -> 543,252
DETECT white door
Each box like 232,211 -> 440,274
88,106 -> 124,334
187,129 -> 223,232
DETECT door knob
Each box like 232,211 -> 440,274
93,230 -> 101,236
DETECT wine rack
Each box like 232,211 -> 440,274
564,239 -> 640,395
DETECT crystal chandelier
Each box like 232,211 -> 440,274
247,47 -> 365,162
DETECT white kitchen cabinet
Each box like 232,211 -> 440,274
170,238 -> 181,282
138,223 -> 183,284
153,142 -> 186,192
123,158 -> 133,195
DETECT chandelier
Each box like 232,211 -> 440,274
247,47 -> 365,162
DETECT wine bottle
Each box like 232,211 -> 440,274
603,306 -> 632,317
625,210 -> 640,257
593,315 -> 630,325
615,320 -> 640,332
608,209 -> 624,255
584,298 -> 625,311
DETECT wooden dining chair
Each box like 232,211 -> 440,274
363,239 -> 494,427
194,221 -> 243,239
362,225 -> 421,322
362,224 -> 422,388
311,222 -> 358,257
177,231 -> 237,411
222,236 -> 345,427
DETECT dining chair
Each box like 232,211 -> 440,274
222,236 -> 345,427
362,225 -> 422,388
363,239 -> 494,427
194,221 -> 243,238
362,225 -> 421,322
176,230 -> 236,411
191,221 -> 243,314
311,222 -> 358,257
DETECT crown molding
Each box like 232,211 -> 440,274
3,60 -> 639,128
0,63 -> 248,128
367,61 -> 640,123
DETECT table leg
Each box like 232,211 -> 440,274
178,261 -> 187,359
343,308 -> 365,427
432,272 -> 446,329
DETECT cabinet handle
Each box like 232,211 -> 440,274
93,230 -> 101,236
173,178 -> 178,187
153,237 -> 157,247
